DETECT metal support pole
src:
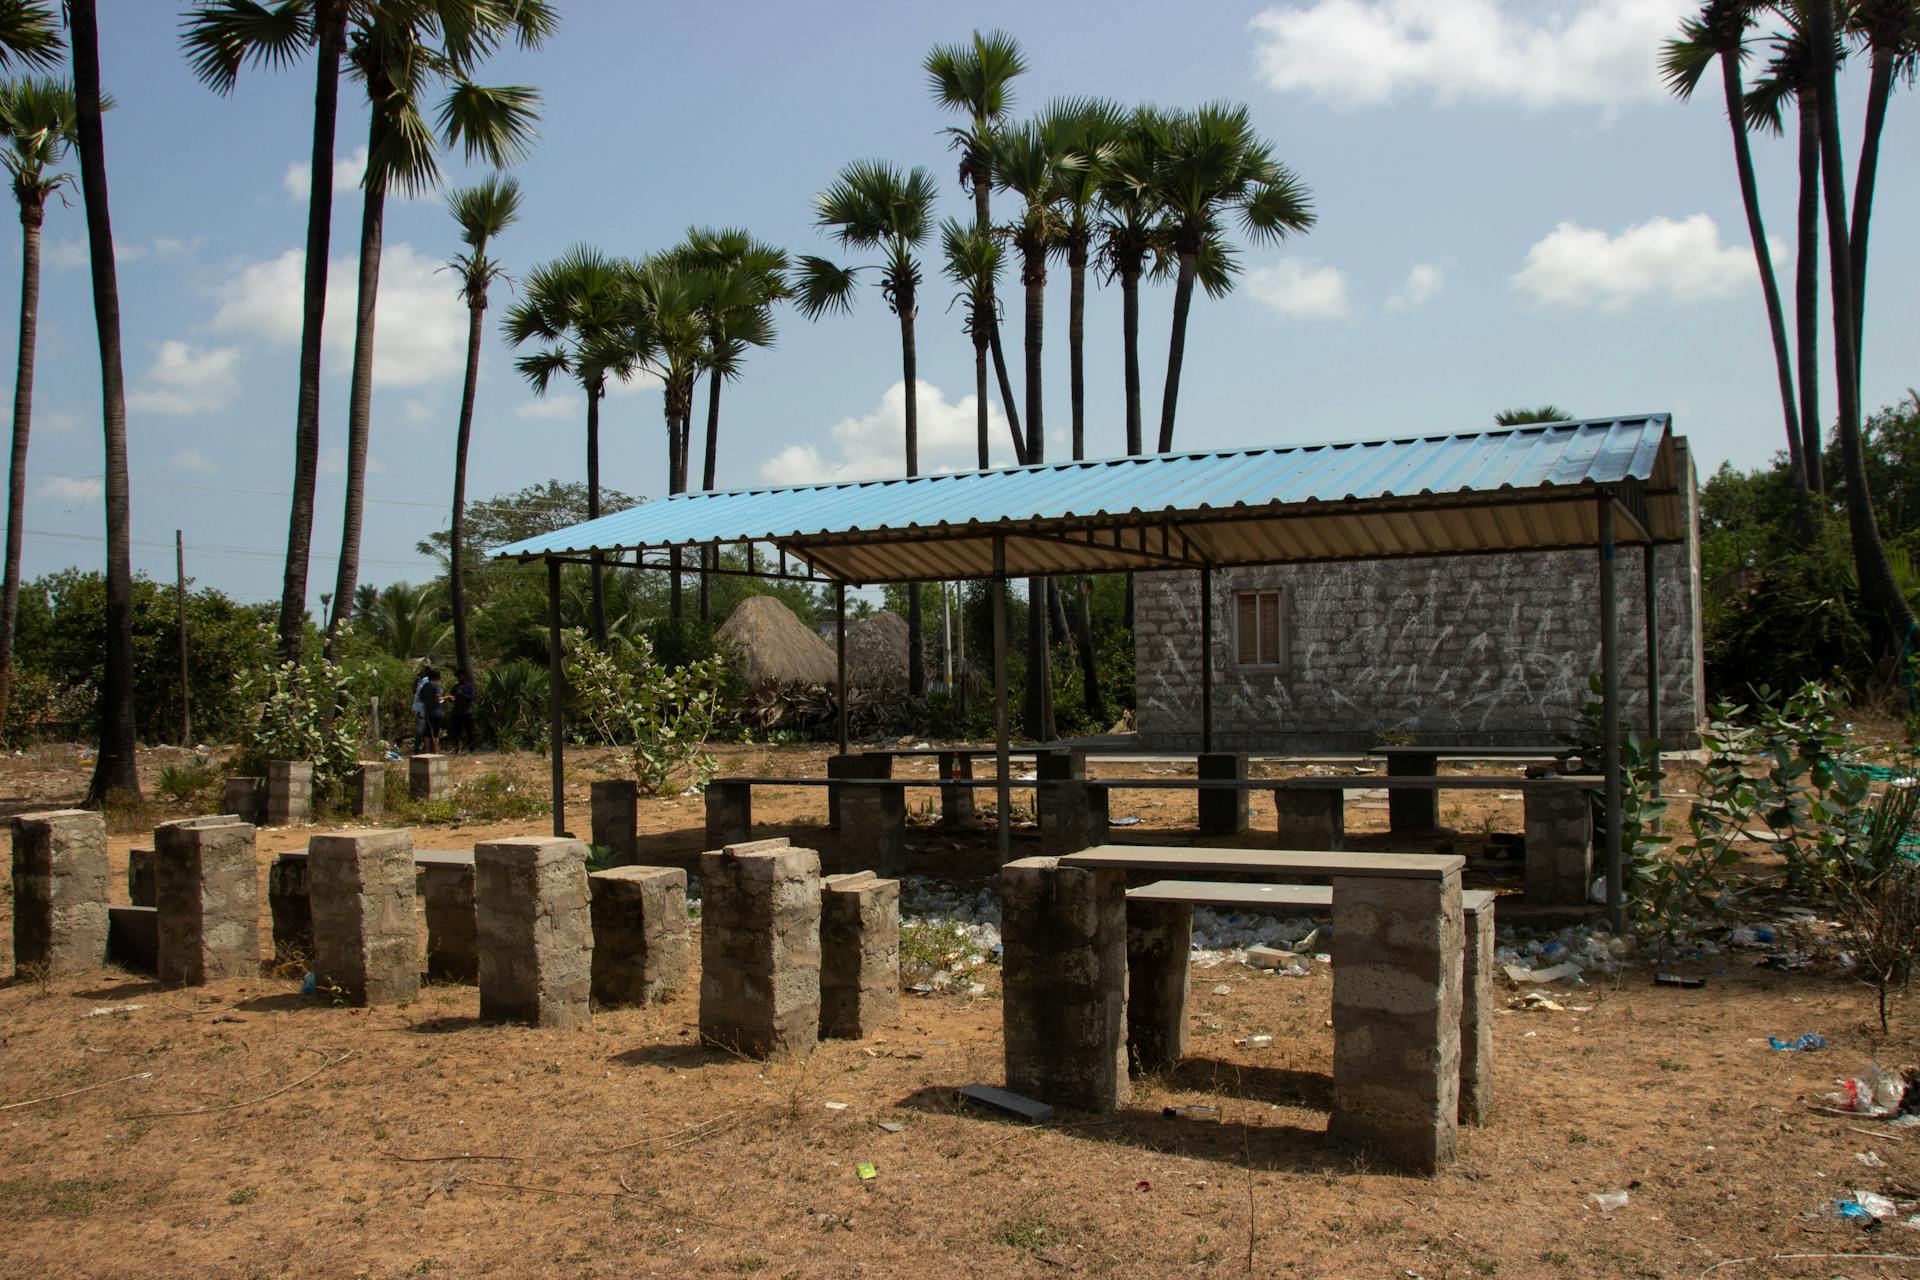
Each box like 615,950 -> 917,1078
1200,566 -> 1214,754
993,534 -> 1011,862
835,582 -> 849,755
547,555 -> 566,837
175,530 -> 190,745
1643,542 -> 1662,797
1599,497 -> 1623,932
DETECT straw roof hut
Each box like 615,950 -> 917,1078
715,596 -> 837,688
847,610 -> 910,693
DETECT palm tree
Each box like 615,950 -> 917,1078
0,3 -> 60,68
940,218 -> 1003,469
360,581 -> 452,660
323,3 -> 549,661
503,245 -> 637,645
66,0 -> 136,802
1804,0 -> 1917,636
1096,108 -> 1170,461
797,159 -> 938,696
1744,16 -> 1829,496
0,76 -> 77,741
183,0 -> 350,662
925,30 -> 1027,462
1153,104 -> 1313,454
624,256 -> 705,620
1663,3 -> 1815,511
670,228 -> 787,622
1844,0 -> 1919,401
1492,405 -> 1573,426
1041,98 -> 1123,464
444,173 -> 519,678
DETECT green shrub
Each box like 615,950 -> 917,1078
564,630 -> 725,796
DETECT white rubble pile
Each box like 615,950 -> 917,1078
1191,906 -> 1321,970
1493,923 -> 1631,985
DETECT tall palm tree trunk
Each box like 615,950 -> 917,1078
899,289 -> 925,696
1020,248 -> 1052,741
699,370 -> 722,624
1156,252 -> 1198,454
326,175 -> 386,660
972,153 -> 1024,464
1847,45 -> 1894,398
71,0 -> 139,803
0,191 -> 45,740
1064,237 -> 1101,723
449,288 -> 485,677
1718,46 -> 1807,509
585,379 -> 606,645
279,0 -> 347,663
667,396 -> 684,622
1808,0 -> 1917,637
1794,95 -> 1823,494
1121,261 -> 1142,631
972,330 -> 989,469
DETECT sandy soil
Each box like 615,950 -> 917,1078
3,744 -> 1918,1279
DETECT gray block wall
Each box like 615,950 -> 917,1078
10,809 -> 109,977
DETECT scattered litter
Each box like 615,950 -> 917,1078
84,1004 -> 143,1018
955,1084 -> 1053,1125
1525,962 -> 1581,984
1653,973 -> 1704,989
1212,984 -> 1232,996
1163,1105 -> 1220,1122
877,1122 -> 905,1134
823,1101 -> 849,1111
1767,1033 -> 1827,1052
1834,1191 -> 1898,1221
301,971 -> 317,996
1586,1190 -> 1630,1213
1110,816 -> 1143,827
855,1162 -> 877,1182
1501,964 -> 1534,984
1856,1151 -> 1887,1168
1823,1065 -> 1913,1118
1239,1034 -> 1274,1049
1135,1180 -> 1151,1191
1511,992 -> 1567,1012
1245,945 -> 1298,970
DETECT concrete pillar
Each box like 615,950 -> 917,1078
154,816 -> 260,986
409,754 -> 450,802
267,853 -> 313,961
704,780 -> 752,849
698,839 -> 821,1057
419,854 -> 478,984
107,905 -> 158,973
266,760 -> 313,826
223,777 -> 267,826
590,780 -> 639,867
838,782 -> 906,878
589,865 -> 689,1006
127,846 -> 156,908
820,871 -> 900,1040
1327,872 -> 1464,1173
1382,751 -> 1441,833
1524,789 -> 1594,904
1197,752 -> 1250,835
1038,753 -> 1105,856
937,751 -> 976,828
1274,789 -> 1345,850
1001,856 -> 1129,1113
345,763 -> 385,819
10,809 -> 109,978
1459,891 -> 1495,1126
308,829 -> 419,1006
1125,898 -> 1191,1073
826,753 -> 890,829
474,836 -> 592,1027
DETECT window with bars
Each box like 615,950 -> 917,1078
1234,588 -> 1287,667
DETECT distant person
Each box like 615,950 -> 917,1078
449,668 -> 477,753
414,666 -> 444,754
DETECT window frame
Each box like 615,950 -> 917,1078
1232,586 -> 1289,669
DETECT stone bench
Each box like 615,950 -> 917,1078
269,847 -> 477,982
1016,846 -> 1466,1173
705,776 -> 1035,876
1123,880 -> 1495,1126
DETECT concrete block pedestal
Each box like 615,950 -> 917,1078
1459,891 -> 1495,1125
1197,752 -> 1249,835
1037,753 -> 1107,856
820,871 -> 899,1039
268,853 -> 313,960
223,777 -> 267,826
838,783 -> 906,878
345,763 -> 385,819
155,816 -> 259,986
1001,855 -> 1129,1112
419,853 -> 478,983
1274,790 -> 1345,850
127,846 -> 156,908
698,838 -> 821,1057
1524,790 -> 1594,904
409,754 -> 450,802
10,809 -> 109,977
309,828 -> 419,1006
826,753 -> 890,829
474,836 -> 591,1027
590,780 -> 639,867
1125,899 -> 1191,1073
266,760 -> 313,826
937,751 -> 976,828
705,781 -> 752,849
589,865 -> 689,1006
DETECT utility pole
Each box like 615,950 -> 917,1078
175,530 -> 190,745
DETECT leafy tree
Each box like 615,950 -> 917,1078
445,173 -> 521,677
323,0 -> 550,661
0,75 -> 81,742
1152,103 -> 1313,453
796,158 -> 939,698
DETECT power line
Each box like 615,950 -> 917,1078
37,471 -> 449,511
25,527 -> 432,572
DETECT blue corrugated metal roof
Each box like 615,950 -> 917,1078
494,415 -> 1682,581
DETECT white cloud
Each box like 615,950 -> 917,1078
1512,214 -> 1763,309
171,447 -> 218,474
39,474 -> 100,504
1386,262 -> 1444,312
283,145 -> 369,202
210,242 -> 467,388
1249,0 -> 1692,108
403,397 -> 434,426
758,380 -> 1013,486
127,340 -> 243,415
1245,258 -> 1354,320
46,236 -> 194,272
40,408 -> 78,434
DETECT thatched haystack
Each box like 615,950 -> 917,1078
716,595 -> 837,688
848,610 -> 911,694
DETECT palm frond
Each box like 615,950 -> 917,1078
923,28 -> 1026,121
793,255 -> 860,319
179,0 -> 311,94
436,80 -> 540,168
448,171 -> 522,247
513,346 -> 572,395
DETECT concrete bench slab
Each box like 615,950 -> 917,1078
1059,845 -> 1464,880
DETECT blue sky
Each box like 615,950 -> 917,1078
7,0 -> 1916,608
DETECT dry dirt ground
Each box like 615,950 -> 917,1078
3,744 -> 1919,1279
